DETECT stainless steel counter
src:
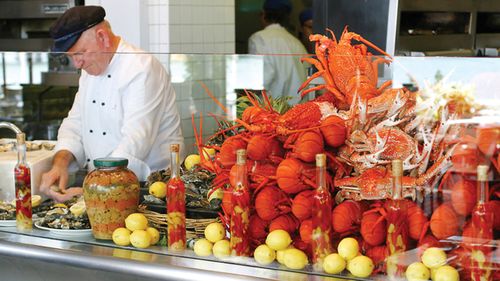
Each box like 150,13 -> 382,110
0,227 -> 351,281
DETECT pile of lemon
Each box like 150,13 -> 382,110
256,229 -> 309,270
406,247 -> 459,281
193,222 -> 230,258
112,213 -> 160,249
322,237 -> 374,278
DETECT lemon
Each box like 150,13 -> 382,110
69,201 -> 86,217
434,265 -> 459,281
276,245 -> 295,264
184,154 -> 201,170
125,213 -> 148,231
347,255 -> 374,278
193,238 -> 213,257
149,181 -> 166,198
212,239 -> 231,259
254,244 -> 276,265
112,227 -> 132,246
406,262 -> 431,281
283,248 -> 309,270
204,222 -> 225,243
323,253 -> 346,274
338,237 -> 359,261
421,247 -> 447,269
146,227 -> 160,245
31,195 -> 42,208
202,147 -> 216,158
129,230 -> 152,248
266,229 -> 292,251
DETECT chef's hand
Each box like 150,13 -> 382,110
49,187 -> 83,203
40,165 -> 70,200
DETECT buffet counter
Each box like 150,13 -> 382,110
0,227 -> 312,281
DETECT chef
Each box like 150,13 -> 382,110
40,6 -> 184,202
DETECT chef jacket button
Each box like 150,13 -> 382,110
87,158 -> 90,162
92,100 -> 96,103
107,74 -> 111,78
89,129 -> 93,133
101,102 -> 105,106
102,132 -> 106,135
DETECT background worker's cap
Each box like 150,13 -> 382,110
49,6 -> 105,52
263,0 -> 292,13
299,8 -> 313,25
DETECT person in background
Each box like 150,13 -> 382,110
248,0 -> 308,105
298,8 -> 314,54
40,6 -> 184,202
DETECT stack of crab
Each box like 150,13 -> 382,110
191,27 -> 499,277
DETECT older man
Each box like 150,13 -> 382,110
40,6 -> 184,201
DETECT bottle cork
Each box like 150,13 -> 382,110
236,149 -> 246,165
170,144 -> 180,152
316,154 -> 326,167
392,159 -> 403,177
477,165 -> 489,181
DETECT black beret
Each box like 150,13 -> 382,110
49,6 -> 106,52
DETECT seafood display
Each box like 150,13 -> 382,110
35,199 -> 90,230
188,26 -> 499,279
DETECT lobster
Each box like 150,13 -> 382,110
269,213 -> 300,235
276,158 -> 317,194
298,27 -> 392,108
331,200 -> 365,235
249,214 -> 269,246
291,189 -> 315,221
284,129 -> 325,163
246,134 -> 284,162
360,211 -> 387,247
320,115 -> 347,148
430,203 -> 459,240
254,186 -> 291,221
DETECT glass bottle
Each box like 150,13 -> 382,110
311,153 -> 333,268
470,165 -> 493,281
386,159 -> 409,278
166,144 -> 186,251
230,149 -> 251,256
15,133 -> 32,231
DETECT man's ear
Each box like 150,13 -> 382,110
95,28 -> 111,49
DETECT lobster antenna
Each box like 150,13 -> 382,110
261,90 -> 275,112
198,81 -> 230,115
326,28 -> 337,43
243,89 -> 260,107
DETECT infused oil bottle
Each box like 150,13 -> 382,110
166,144 -> 186,250
15,133 -> 32,231
230,149 -> 251,256
470,165 -> 493,281
311,153 -> 333,268
386,159 -> 409,278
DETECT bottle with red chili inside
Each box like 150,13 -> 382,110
312,153 -> 333,269
470,165 -> 493,281
230,149 -> 251,256
15,133 -> 32,231
166,144 -> 186,251
386,159 -> 409,279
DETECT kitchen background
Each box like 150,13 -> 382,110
1,0 -> 499,155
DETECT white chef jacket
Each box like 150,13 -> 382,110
248,23 -> 308,104
55,39 -> 184,181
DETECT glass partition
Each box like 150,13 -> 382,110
0,52 -> 499,280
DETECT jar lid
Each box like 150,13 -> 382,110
93,157 -> 128,168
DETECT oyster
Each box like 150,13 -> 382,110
36,197 -> 90,230
0,201 -> 15,220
